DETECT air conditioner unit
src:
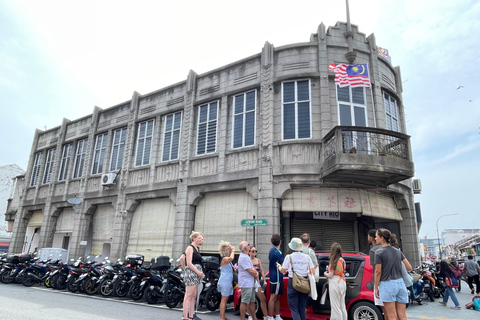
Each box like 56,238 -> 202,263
412,179 -> 422,194
101,173 -> 117,186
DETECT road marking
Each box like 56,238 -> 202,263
406,313 -> 472,320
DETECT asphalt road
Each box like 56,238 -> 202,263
0,282 -> 479,320
405,288 -> 479,320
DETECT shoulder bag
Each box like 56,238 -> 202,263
400,261 -> 413,287
289,255 -> 310,294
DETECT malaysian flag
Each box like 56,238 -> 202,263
378,47 -> 391,63
328,63 -> 371,88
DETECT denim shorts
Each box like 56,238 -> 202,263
379,278 -> 408,303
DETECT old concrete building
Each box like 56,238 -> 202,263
5,21 -> 420,265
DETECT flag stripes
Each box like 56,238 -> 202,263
328,63 -> 371,87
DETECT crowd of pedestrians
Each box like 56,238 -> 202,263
182,228 -> 479,320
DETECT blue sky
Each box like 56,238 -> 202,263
1,0 -> 479,239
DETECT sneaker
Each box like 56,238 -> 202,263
450,306 -> 461,310
472,289 -> 475,294
268,317 -> 275,320
247,317 -> 253,320
276,316 -> 283,320
438,301 -> 446,306
192,314 -> 202,320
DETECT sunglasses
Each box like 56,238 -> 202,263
250,250 -> 257,253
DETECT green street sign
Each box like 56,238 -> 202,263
241,219 -> 267,227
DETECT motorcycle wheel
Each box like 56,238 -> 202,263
113,280 -> 129,297
99,278 -> 114,296
67,276 -> 79,293
14,273 -> 25,284
82,277 -> 99,295
128,281 -> 144,300
205,286 -> 221,311
145,287 -> 159,304
165,286 -> 183,308
44,276 -> 53,288
22,273 -> 38,287
53,274 -> 68,290
0,271 -> 14,284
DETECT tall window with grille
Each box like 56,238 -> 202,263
162,112 -> 182,162
110,128 -> 127,171
232,90 -> 256,148
384,92 -> 399,132
42,148 -> 56,184
336,85 -> 368,153
135,119 -> 154,167
58,144 -> 72,181
73,139 -> 87,178
196,101 -> 218,155
282,80 -> 311,140
30,152 -> 43,187
92,133 -> 108,175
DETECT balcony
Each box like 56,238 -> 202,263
321,126 -> 414,186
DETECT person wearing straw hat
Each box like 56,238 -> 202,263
277,238 -> 314,320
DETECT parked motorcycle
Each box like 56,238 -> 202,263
127,265 -> 151,300
142,256 -> 171,304
98,259 -> 123,296
112,254 -> 144,297
77,256 -> 105,295
21,257 -> 51,287
67,257 -> 86,293
164,263 -> 185,308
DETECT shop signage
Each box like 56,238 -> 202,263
313,211 -> 340,220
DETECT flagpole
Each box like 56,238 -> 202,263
368,63 -> 377,129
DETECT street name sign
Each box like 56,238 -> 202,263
241,219 -> 267,227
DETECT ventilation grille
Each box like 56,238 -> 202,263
140,105 -> 156,114
283,62 -> 310,71
199,85 -> 220,96
116,115 -> 129,123
381,73 -> 396,91
234,73 -> 258,85
98,120 -> 111,128
167,96 -> 185,106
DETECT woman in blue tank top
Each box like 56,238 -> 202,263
218,241 -> 235,320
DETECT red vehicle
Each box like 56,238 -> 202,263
234,252 -> 383,320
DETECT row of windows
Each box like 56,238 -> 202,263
29,80 -> 399,186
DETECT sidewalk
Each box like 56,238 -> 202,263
406,289 -> 479,320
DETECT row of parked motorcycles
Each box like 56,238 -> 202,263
0,252 -> 227,312
407,262 -> 448,305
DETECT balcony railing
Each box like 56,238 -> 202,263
323,126 -> 411,161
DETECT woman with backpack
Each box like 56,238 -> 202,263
448,256 -> 463,292
439,260 -> 461,310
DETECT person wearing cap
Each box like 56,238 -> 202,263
238,241 -> 259,320
277,238 -> 314,320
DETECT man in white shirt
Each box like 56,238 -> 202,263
238,241 -> 260,320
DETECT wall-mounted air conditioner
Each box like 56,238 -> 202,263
101,173 -> 117,186
412,179 -> 422,194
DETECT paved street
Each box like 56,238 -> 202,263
405,288 -> 479,320
1,282 -> 479,320
0,284 -> 232,320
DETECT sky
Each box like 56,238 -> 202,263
0,0 -> 479,240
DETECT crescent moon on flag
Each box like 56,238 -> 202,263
359,65 -> 365,75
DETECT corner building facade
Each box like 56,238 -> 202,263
6,22 -> 420,266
